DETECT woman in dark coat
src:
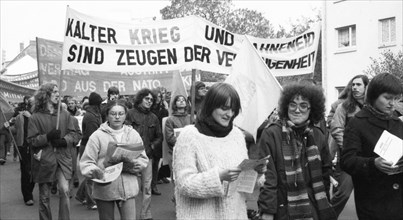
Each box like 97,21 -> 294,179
341,73 -> 403,220
258,83 -> 335,220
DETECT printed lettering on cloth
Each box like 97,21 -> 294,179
247,24 -> 320,76
61,7 -> 243,74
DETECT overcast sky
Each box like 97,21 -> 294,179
0,0 -> 321,63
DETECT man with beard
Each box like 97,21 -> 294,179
126,88 -> 162,220
329,74 -> 369,217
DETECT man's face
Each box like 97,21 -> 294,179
109,93 -> 119,101
141,93 -> 154,109
67,100 -> 76,110
351,78 -> 366,100
50,86 -> 59,105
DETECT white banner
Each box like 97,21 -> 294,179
62,7 -> 319,76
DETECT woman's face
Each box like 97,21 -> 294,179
373,92 -> 400,115
287,95 -> 311,125
107,105 -> 126,130
175,96 -> 187,108
212,98 -> 234,127
49,86 -> 60,105
140,93 -> 154,109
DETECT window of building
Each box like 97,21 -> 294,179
336,25 -> 356,48
379,17 -> 396,47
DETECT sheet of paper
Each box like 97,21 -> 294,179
236,170 -> 258,193
238,155 -> 270,171
112,147 -> 143,160
92,162 -> 123,183
374,130 -> 403,166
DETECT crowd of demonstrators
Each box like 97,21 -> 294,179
150,88 -> 169,196
258,83 -> 336,220
173,83 -> 265,219
1,74 -> 403,220
75,92 -> 103,210
27,83 -> 81,220
341,73 -> 403,219
329,74 -> 369,217
80,100 -> 149,220
125,88 -> 162,220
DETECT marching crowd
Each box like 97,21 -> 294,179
0,72 -> 402,220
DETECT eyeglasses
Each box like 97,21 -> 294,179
288,102 -> 311,112
109,111 -> 125,117
144,97 -> 154,102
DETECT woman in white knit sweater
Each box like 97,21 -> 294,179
173,83 -> 261,220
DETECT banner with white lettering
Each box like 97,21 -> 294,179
38,37 -> 199,99
248,25 -> 320,76
0,78 -> 36,103
61,7 -> 243,74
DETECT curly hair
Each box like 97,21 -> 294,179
134,88 -> 157,107
171,95 -> 189,113
33,82 -> 58,113
278,83 -> 326,124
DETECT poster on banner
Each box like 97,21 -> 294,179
61,7 -> 244,74
37,37 -> 200,98
248,24 -> 320,76
0,78 -> 36,103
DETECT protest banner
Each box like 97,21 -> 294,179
61,7 -> 244,74
37,37 -> 200,98
61,7 -> 320,77
248,24 -> 320,76
0,78 -> 36,103
225,37 -> 282,140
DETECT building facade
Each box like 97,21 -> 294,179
322,0 -> 402,112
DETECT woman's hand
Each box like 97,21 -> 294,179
374,157 -> 400,175
254,163 -> 267,174
219,167 -> 241,182
92,167 -> 104,180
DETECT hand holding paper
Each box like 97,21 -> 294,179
373,130 -> 403,166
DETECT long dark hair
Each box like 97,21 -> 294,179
342,75 -> 369,113
33,83 -> 57,113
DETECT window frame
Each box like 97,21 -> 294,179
335,25 -> 357,54
378,17 -> 396,48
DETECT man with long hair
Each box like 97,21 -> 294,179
27,83 -> 81,220
329,74 -> 369,217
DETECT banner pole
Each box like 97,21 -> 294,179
0,108 -> 22,160
56,70 -> 63,130
190,69 -> 196,124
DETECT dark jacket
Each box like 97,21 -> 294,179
257,121 -> 333,220
341,108 -> 403,220
28,109 -> 81,183
79,105 -> 102,156
126,106 -> 162,159
165,112 -> 191,152
151,104 -> 168,158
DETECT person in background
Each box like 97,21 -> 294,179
150,88 -> 169,195
187,81 -> 207,116
66,97 -> 83,116
329,74 -> 369,217
80,100 -> 149,220
173,83 -> 265,219
75,92 -> 103,210
164,94 -> 191,202
101,86 -> 120,122
27,83 -> 81,220
125,88 -> 162,220
4,96 -> 35,205
258,83 -> 336,220
341,73 -> 403,219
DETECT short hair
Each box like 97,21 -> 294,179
171,95 -> 189,113
107,86 -> 120,98
366,73 -> 403,106
278,83 -> 326,124
198,83 -> 241,121
134,88 -> 156,107
104,99 -> 128,116
33,82 -> 58,113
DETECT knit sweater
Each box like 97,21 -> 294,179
173,125 -> 249,220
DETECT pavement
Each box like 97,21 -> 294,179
1,157 -> 358,220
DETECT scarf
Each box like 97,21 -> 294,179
282,120 -> 336,220
135,104 -> 151,114
195,116 -> 233,137
365,104 -> 396,120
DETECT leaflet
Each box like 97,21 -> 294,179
92,162 -> 123,183
373,130 -> 403,166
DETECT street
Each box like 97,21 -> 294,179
1,158 -> 357,220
